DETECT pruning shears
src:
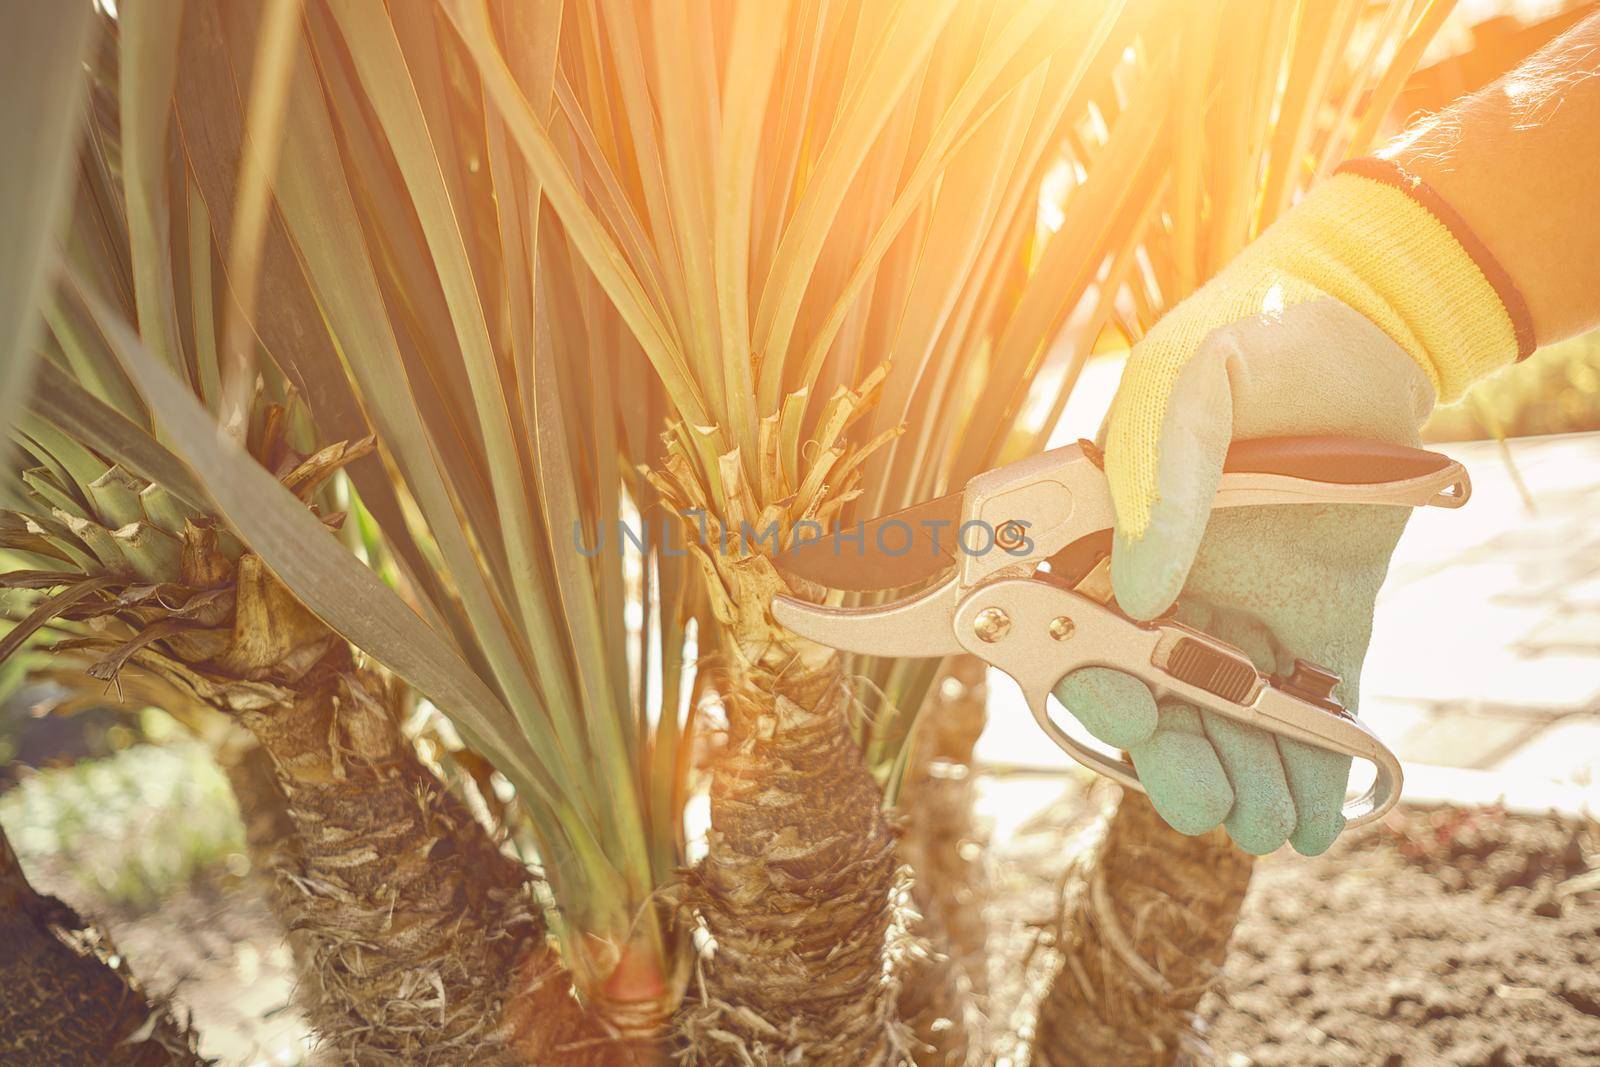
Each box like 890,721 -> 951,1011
770,436 -> 1470,827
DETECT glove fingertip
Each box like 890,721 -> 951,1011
1221,769 -> 1296,855
1281,740 -> 1354,856
1147,781 -> 1233,838
1110,530 -> 1189,621
1227,805 -> 1296,856
1290,812 -> 1347,857
1130,730 -> 1234,836
1053,667 -> 1158,750
1201,712 -> 1296,855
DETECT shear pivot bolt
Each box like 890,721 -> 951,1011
973,607 -> 1011,643
996,521 -> 1027,551
1048,616 -> 1075,641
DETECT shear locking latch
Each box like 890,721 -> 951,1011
1165,638 -> 1260,705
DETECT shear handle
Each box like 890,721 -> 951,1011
1213,436 -> 1470,510
1074,435 -> 1471,510
1079,434 -> 1463,489
1221,436 -> 1456,483
951,578 -> 1403,827
1025,709 -> 1399,827
964,436 -> 1467,589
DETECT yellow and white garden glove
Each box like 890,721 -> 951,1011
1055,160 -> 1535,856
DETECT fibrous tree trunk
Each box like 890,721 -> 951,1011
649,383 -> 906,1063
159,555 -> 630,1066
8,512 -> 626,1063
683,661 -> 902,1065
247,642 -> 624,1066
0,824 -> 207,1065
895,655 -> 992,1065
1032,791 -> 1253,1066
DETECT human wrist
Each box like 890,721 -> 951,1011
1381,13 -> 1600,346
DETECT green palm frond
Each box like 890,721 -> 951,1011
7,3 -> 693,1013
0,2 -> 97,446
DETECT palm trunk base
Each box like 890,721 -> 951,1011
1,829 -> 206,1065
1032,792 -> 1253,1067
682,666 -> 904,1065
247,657 -> 620,1066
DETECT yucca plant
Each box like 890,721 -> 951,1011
3,4 -> 659,1062
436,0 -> 1194,1060
2,1 -> 1468,1065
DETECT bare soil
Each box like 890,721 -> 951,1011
1202,805 -> 1600,1067
986,782 -> 1600,1067
22,777 -> 1600,1065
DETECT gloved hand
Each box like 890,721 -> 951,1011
1054,162 -> 1533,855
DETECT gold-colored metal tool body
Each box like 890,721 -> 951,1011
772,437 -> 1471,827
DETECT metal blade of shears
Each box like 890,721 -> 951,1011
771,490 -> 963,591
770,575 -> 967,657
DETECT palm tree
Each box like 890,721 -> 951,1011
0,2 -> 1462,1064
439,0 -> 1181,1059
3,5 -> 632,1061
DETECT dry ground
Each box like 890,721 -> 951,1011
985,781 -> 1600,1067
12,759 -> 1599,1065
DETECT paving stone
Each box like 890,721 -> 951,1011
1520,604 -> 1600,652
1387,710 -> 1546,771
1492,718 -> 1600,784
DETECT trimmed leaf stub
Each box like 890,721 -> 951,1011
646,367 -> 901,671
0,429 -> 374,714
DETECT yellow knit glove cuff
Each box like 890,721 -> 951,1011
1283,165 -> 1532,401
1106,168 -> 1531,542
